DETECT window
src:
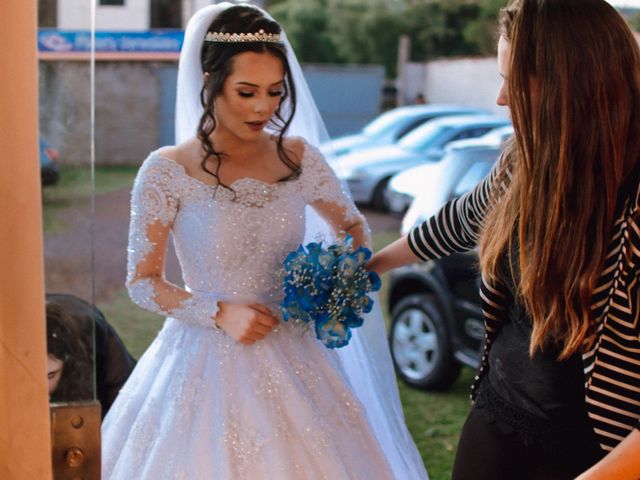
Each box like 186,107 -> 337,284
450,127 -> 492,143
38,0 -> 57,27
151,0 -> 182,28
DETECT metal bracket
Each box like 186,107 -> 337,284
50,401 -> 101,480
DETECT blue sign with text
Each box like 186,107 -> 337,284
38,30 -> 184,53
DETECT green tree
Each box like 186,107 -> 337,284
463,0 -> 505,56
271,0 -> 343,63
630,11 -> 640,32
270,0 -> 504,77
406,0 -> 497,61
329,1 -> 406,76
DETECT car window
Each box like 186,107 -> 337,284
449,127 -> 493,142
363,109 -> 419,138
452,158 -> 495,197
394,116 -> 433,140
398,123 -> 450,152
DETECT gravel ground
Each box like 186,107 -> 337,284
44,188 -> 401,303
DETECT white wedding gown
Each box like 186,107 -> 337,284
102,141 -> 427,479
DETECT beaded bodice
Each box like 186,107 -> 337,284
172,168 -> 307,300
125,141 -> 361,327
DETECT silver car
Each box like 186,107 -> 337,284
321,104 -> 487,158
335,115 -> 510,210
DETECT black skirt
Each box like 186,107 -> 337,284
452,380 -> 605,480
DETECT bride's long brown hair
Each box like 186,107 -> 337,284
479,0 -> 640,359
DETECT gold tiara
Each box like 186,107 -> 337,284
204,28 -> 281,43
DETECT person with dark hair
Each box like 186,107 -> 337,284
46,301 -> 93,403
369,0 -> 640,478
46,293 -> 136,417
101,3 -> 428,479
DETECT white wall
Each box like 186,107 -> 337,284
186,0 -> 266,24
58,0 -> 267,30
401,57 -> 508,118
423,57 -> 508,118
402,63 -> 428,105
58,0 -> 150,30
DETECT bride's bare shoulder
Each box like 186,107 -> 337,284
156,138 -> 203,171
281,136 -> 306,166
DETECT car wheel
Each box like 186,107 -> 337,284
371,177 -> 391,211
390,293 -> 461,390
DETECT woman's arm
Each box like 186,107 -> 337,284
311,198 -> 371,249
300,142 -> 372,249
369,151 -> 511,275
366,234 -> 420,275
126,157 -> 219,327
575,430 -> 640,480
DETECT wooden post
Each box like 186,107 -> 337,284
0,1 -> 52,478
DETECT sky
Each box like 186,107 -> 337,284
608,0 -> 640,8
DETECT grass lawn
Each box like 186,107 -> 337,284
41,165 -> 138,233
372,229 -> 472,478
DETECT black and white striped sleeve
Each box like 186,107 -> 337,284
408,154 -> 511,261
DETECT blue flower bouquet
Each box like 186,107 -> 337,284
280,235 -> 381,348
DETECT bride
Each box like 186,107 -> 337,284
101,3 -> 428,479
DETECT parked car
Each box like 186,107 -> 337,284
399,137 -> 507,235
386,139 -> 508,391
320,104 -> 487,159
387,251 -> 484,390
336,115 -> 510,210
384,126 -> 513,216
40,138 -> 60,186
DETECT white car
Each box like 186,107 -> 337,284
384,126 -> 514,217
398,137 -> 510,235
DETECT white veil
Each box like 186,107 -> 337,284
176,3 -> 428,479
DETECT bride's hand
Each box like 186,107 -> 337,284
215,302 -> 279,345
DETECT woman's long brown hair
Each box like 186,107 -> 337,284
479,0 -> 640,359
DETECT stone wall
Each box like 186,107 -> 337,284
39,60 -> 384,166
94,62 -> 163,164
39,61 -> 92,166
39,60 -> 169,166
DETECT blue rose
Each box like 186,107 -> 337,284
315,314 -> 352,349
281,236 -> 380,348
368,271 -> 381,292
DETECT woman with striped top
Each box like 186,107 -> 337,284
369,0 -> 640,478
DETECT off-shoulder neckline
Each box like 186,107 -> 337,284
149,140 -> 312,191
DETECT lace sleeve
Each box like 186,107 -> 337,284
301,143 -> 371,246
126,155 -> 219,328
